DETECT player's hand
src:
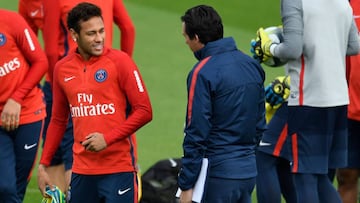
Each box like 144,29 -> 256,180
257,27 -> 274,58
251,27 -> 279,62
265,76 -> 290,109
250,39 -> 262,62
1,99 -> 21,131
37,164 -> 53,197
81,132 -> 107,152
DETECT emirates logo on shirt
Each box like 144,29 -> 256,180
0,57 -> 21,77
70,93 -> 116,117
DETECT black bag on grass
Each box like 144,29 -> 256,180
140,158 -> 182,203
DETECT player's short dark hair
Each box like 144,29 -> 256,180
181,5 -> 223,44
67,2 -> 103,33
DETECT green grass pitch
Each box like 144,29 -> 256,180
1,1 -> 286,202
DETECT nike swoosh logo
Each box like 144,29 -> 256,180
259,140 -> 271,146
64,76 -> 76,82
30,9 -> 39,17
169,158 -> 177,167
118,188 -> 131,195
24,143 -> 37,150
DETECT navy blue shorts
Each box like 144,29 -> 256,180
288,105 -> 348,174
42,81 -> 73,170
257,103 -> 291,160
0,120 -> 43,202
345,119 -> 360,168
68,172 -> 138,203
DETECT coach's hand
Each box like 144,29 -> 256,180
265,76 -> 290,109
82,132 -> 107,152
37,164 -> 53,198
180,189 -> 193,203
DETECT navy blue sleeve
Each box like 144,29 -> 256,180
178,68 -> 211,190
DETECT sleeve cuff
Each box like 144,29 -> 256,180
270,43 -> 278,56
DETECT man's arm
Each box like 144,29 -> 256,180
10,12 -> 47,103
42,0 -> 61,83
179,62 -> 212,191
39,63 -> 70,166
113,0 -> 135,56
272,0 -> 303,60
104,53 -> 152,145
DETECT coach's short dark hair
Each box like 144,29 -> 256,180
67,2 -> 102,33
181,5 -> 223,44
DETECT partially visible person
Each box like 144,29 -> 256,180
336,1 -> 360,202
177,5 -> 266,203
256,75 -> 336,203
18,0 -> 43,36
256,76 -> 297,203
37,3 -> 152,203
252,0 -> 360,202
39,0 -> 136,193
18,0 -> 71,193
0,8 -> 48,202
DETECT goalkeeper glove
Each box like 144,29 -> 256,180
265,102 -> 277,123
41,185 -> 66,203
257,27 -> 273,58
250,27 -> 280,62
265,75 -> 290,109
250,39 -> 261,62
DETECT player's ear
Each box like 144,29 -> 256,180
69,28 -> 78,42
194,34 -> 200,42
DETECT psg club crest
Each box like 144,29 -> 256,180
0,33 -> 6,46
94,69 -> 107,83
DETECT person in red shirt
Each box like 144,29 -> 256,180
43,0 -> 135,83
0,8 -> 48,202
25,0 -> 136,194
18,0 -> 43,36
37,3 -> 152,203
18,0 -> 72,194
336,1 -> 360,202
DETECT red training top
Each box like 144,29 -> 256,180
0,9 -> 47,125
40,47 -> 152,174
348,0 -> 360,121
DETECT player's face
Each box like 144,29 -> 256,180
76,16 -> 105,60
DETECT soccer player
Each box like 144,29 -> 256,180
252,0 -> 360,202
39,0 -> 136,193
37,3 -> 152,203
18,0 -> 73,193
336,1 -> 360,202
256,76 -> 337,203
0,8 -> 48,202
178,5 -> 266,203
43,0 -> 135,82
